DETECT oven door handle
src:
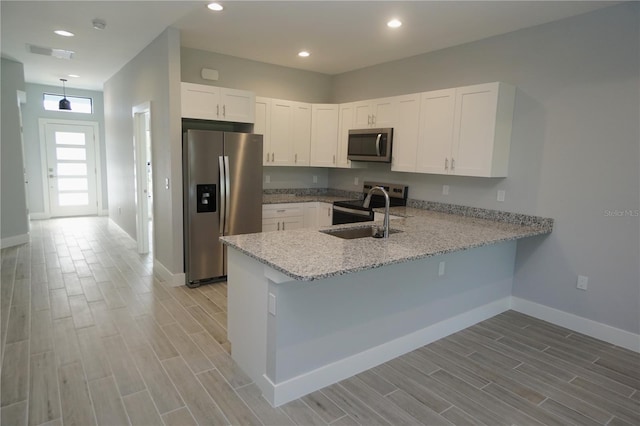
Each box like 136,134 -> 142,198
375,133 -> 382,157
333,206 -> 372,217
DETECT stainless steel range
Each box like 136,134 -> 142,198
332,181 -> 408,225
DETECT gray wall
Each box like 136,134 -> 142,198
181,48 -> 332,103
21,83 -> 107,215
104,27 -> 183,274
328,3 -> 640,333
1,58 -> 29,242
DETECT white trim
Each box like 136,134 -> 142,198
263,297 -> 511,407
153,259 -> 185,287
38,118 -> 103,217
29,212 -> 50,220
1,233 -> 30,249
511,297 -> 640,353
132,102 -> 152,255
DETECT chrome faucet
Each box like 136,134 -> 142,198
363,186 -> 390,238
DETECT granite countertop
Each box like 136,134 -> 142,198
221,206 -> 553,282
262,193 -> 352,204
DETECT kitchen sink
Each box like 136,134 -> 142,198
320,225 -> 402,239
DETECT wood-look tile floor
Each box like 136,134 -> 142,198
1,217 -> 638,426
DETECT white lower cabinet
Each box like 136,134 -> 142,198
304,202 -> 333,228
262,203 -> 304,232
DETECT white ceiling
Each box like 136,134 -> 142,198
1,1 -> 619,91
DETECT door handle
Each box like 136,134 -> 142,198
49,174 -> 56,178
375,133 -> 382,157
219,156 -> 225,235
224,156 -> 230,234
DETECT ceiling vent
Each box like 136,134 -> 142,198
27,44 -> 74,60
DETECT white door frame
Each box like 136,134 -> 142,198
133,101 -> 152,254
38,118 -> 103,218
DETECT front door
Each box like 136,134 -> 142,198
44,123 -> 98,217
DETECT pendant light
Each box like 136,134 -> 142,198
59,78 -> 71,110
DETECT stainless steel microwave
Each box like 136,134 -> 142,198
347,128 -> 393,163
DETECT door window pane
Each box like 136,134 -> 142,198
57,163 -> 87,176
55,132 -> 85,146
58,193 -> 89,206
57,178 -> 88,191
56,147 -> 86,161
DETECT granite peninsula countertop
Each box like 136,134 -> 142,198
221,205 -> 553,281
262,193 -> 352,204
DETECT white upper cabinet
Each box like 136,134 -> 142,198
352,97 -> 395,128
181,82 -> 255,123
257,98 -> 312,167
416,88 -> 456,174
416,82 -> 515,177
451,82 -> 515,177
390,93 -> 421,172
310,104 -> 339,167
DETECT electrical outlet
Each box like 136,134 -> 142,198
497,190 -> 506,202
313,175 -> 318,184
265,175 -> 271,184
442,185 -> 450,195
165,178 -> 170,190
354,177 -> 359,186
577,275 -> 589,290
438,261 -> 446,276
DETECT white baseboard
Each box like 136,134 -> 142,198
1,233 -> 30,249
99,209 -> 109,216
153,259 -> 185,287
265,297 -> 511,407
511,297 -> 640,353
30,212 -> 50,220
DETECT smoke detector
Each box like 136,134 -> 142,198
92,18 -> 106,30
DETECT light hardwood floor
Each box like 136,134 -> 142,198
1,217 -> 638,426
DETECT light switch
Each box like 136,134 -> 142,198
438,261 -> 446,276
442,185 -> 450,195
265,175 -> 271,184
497,190 -> 506,202
165,178 -> 170,190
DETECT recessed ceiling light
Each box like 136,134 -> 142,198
387,19 -> 402,29
68,74 -> 80,78
54,30 -> 74,37
298,51 -> 310,58
207,3 -> 224,11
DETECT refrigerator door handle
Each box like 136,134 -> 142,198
219,156 -> 226,235
224,156 -> 231,234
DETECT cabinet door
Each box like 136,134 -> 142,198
221,88 -> 255,123
416,89 -> 456,174
292,102 -> 312,166
181,83 -> 219,120
270,100 -> 296,166
262,218 -> 279,232
353,102 -> 372,128
391,94 -> 421,172
255,97 -> 272,165
452,82 -> 513,177
336,103 -> 354,168
303,202 -> 319,228
317,203 -> 333,227
310,104 -> 339,167
282,217 -> 303,231
371,97 -> 396,128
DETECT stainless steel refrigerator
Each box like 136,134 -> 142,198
183,129 -> 263,287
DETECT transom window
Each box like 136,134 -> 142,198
43,93 -> 93,114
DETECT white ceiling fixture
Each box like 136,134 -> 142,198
54,30 -> 75,37
207,3 -> 224,12
387,19 -> 402,29
68,74 -> 80,78
298,51 -> 310,58
0,1 -> 619,90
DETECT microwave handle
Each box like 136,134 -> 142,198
376,133 -> 382,157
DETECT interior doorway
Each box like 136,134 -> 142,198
39,119 -> 102,217
133,102 -> 153,254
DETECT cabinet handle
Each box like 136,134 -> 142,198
445,158 -> 449,170
295,153 -> 297,163
276,209 -> 286,213
327,208 -> 330,217
368,114 -> 372,125
266,152 -> 269,162
223,105 -> 226,117
217,104 -> 220,116
277,222 -> 280,231
283,222 -> 286,231
451,158 -> 455,171
272,153 -> 275,162
372,114 -> 376,125
333,155 -> 336,164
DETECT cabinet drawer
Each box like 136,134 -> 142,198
262,204 -> 304,219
